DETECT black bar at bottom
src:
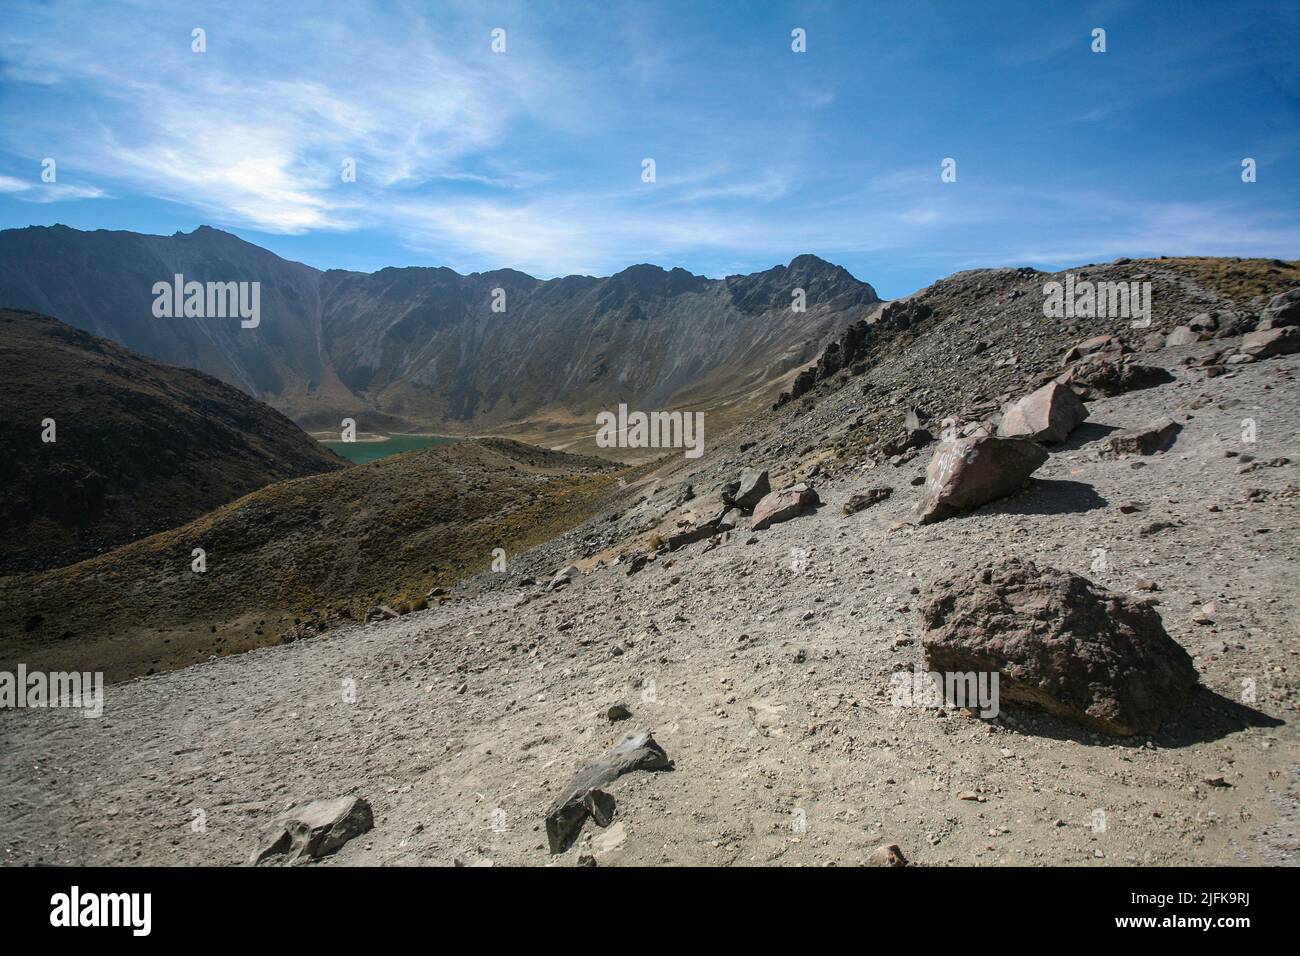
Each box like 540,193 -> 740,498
0,865 -> 1272,940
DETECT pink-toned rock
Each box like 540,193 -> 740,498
916,435 -> 1048,525
751,483 -> 820,530
998,380 -> 1089,443
1062,335 -> 1125,365
1239,326 -> 1300,360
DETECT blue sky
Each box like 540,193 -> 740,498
1,0 -> 1297,298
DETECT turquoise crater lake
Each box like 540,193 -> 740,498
321,434 -> 459,464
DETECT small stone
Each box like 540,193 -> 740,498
606,703 -> 632,722
865,843 -> 908,867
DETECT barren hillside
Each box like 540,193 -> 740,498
2,256 -> 1295,867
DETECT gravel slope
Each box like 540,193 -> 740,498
3,351 -> 1295,867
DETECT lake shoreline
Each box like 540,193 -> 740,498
318,433 -> 461,464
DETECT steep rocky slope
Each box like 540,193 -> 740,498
2,345 -> 1294,867
0,226 -> 879,436
0,309 -> 346,573
2,255 -> 1294,868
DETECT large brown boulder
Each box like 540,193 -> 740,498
751,483 -> 820,530
920,558 -> 1198,736
916,435 -> 1048,524
998,380 -> 1089,443
1239,326 -> 1300,360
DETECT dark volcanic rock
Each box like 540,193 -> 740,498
545,730 -> 671,853
916,435 -> 1048,524
877,298 -> 932,331
920,558 -> 1198,736
774,318 -> 877,407
1103,418 -> 1182,456
1062,334 -> 1126,365
843,487 -> 893,515
252,795 -> 374,864
723,468 -> 771,511
1258,287 -> 1300,329
666,524 -> 719,551
880,427 -> 933,457
1056,356 -> 1174,401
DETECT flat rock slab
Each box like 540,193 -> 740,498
920,558 -> 1199,736
547,565 -> 579,591
545,729 -> 672,853
1062,334 -> 1125,364
916,435 -> 1047,524
880,427 -> 932,457
666,524 -> 720,551
843,487 -> 892,515
751,483 -> 820,530
252,795 -> 374,865
1104,418 -> 1181,456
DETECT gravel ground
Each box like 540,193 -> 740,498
3,351 -> 1295,867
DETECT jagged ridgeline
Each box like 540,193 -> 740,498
0,226 -> 881,435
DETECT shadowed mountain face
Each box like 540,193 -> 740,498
0,309 -> 346,573
0,226 -> 880,432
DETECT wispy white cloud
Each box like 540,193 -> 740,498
0,0 -> 1296,290
0,0 -> 593,232
0,173 -> 105,202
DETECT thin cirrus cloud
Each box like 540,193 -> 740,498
0,174 -> 105,202
0,0 -> 591,233
0,0 -> 1297,294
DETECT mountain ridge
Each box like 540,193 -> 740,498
0,225 -> 878,439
